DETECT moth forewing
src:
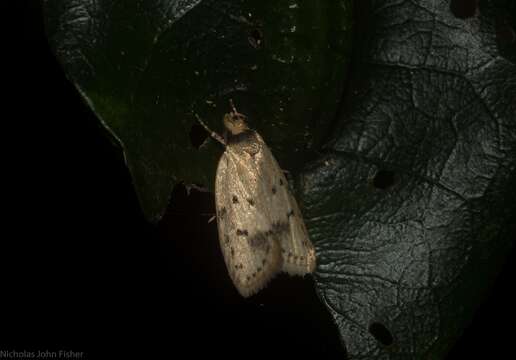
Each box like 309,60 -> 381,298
215,143 -> 282,297
205,105 -> 316,297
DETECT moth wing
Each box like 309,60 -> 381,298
281,190 -> 317,275
256,134 -> 316,275
215,149 -> 282,298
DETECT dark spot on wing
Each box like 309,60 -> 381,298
219,207 -> 227,218
230,247 -> 235,257
279,179 -> 284,186
247,198 -> 255,206
224,235 -> 230,244
272,221 -> 289,234
271,186 -> 277,194
232,195 -> 238,204
248,232 -> 267,248
236,229 -> 248,236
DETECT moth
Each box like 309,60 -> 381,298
197,101 -> 316,297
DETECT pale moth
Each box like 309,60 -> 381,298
197,101 -> 316,297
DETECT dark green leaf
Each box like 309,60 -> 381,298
299,0 -> 516,358
43,0 -> 516,358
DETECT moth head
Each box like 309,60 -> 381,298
223,112 -> 249,135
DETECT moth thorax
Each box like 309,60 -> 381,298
223,113 -> 249,135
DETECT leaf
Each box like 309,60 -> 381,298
43,0 -> 516,358
43,0 -> 353,222
298,0 -> 516,358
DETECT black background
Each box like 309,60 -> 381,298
8,1 -> 514,358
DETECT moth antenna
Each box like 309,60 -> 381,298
228,99 -> 246,119
194,113 -> 226,146
229,99 -> 238,114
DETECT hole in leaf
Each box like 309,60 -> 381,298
450,0 -> 478,19
493,3 -> 516,62
190,123 -> 209,149
248,28 -> 264,49
372,169 -> 397,190
369,322 -> 394,346
497,21 -> 516,46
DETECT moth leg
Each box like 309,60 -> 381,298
185,183 -> 209,195
195,113 -> 226,146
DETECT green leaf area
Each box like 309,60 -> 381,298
45,0 -> 515,358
